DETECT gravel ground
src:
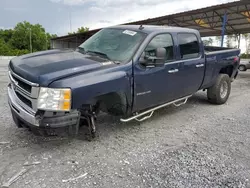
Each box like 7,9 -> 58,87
0,59 -> 250,188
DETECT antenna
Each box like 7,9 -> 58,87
69,5 -> 72,33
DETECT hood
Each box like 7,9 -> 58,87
9,49 -> 115,86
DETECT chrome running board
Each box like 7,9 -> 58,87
120,95 -> 192,122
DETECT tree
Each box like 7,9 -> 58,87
215,36 -> 222,46
226,35 -> 233,48
203,37 -> 213,46
68,26 -> 89,35
0,21 -> 57,55
9,21 -> 49,52
77,26 -> 89,33
0,38 -> 29,56
0,29 -> 13,43
0,38 -> 10,55
242,33 -> 250,55
226,34 -> 238,48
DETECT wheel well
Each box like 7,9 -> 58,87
94,92 -> 128,116
219,66 -> 234,77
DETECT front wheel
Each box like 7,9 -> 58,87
207,74 -> 231,105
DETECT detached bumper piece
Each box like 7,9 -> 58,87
8,84 -> 80,135
39,112 -> 79,128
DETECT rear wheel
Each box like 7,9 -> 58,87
207,74 -> 231,105
239,65 -> 246,71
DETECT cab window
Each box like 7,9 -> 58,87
178,33 -> 200,59
144,33 -> 174,62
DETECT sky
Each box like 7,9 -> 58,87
1,0 -> 237,36
1,0 -> 246,52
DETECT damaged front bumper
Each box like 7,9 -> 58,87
8,84 -> 80,129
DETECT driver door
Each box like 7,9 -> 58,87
133,33 -> 184,112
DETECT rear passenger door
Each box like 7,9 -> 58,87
177,33 -> 205,96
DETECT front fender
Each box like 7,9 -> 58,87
49,69 -> 132,110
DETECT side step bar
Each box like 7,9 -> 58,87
120,95 -> 192,123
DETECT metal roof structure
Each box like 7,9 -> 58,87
125,0 -> 250,37
51,0 -> 250,48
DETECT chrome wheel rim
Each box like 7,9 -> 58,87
220,81 -> 228,99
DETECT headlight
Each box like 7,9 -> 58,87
37,87 -> 71,111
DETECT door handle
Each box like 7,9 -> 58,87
168,69 -> 179,73
196,64 -> 204,68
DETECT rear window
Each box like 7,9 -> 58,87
178,33 -> 200,59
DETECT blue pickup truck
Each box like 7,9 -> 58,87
7,25 -> 240,137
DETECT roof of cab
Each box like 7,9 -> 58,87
108,25 -> 199,35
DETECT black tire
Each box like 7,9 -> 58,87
207,74 -> 231,105
238,65 -> 246,71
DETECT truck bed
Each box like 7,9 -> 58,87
204,46 -> 240,56
201,46 -> 241,89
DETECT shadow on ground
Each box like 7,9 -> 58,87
6,92 -> 211,151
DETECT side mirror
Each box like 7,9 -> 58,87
139,48 -> 166,67
139,52 -> 147,64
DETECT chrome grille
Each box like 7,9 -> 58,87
14,77 -> 31,92
15,91 -> 32,108
8,70 -> 39,112
9,71 -> 39,99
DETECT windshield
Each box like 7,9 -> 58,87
79,28 -> 146,62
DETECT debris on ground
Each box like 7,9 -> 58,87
67,160 -> 79,165
23,161 -> 41,166
1,168 -> 28,188
62,173 -> 88,183
0,142 -> 10,145
124,160 -> 130,165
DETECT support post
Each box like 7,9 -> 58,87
221,12 -> 227,47
69,6 -> 72,33
237,34 -> 241,49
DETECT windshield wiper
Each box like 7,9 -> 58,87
78,49 -> 120,64
86,50 -> 111,60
